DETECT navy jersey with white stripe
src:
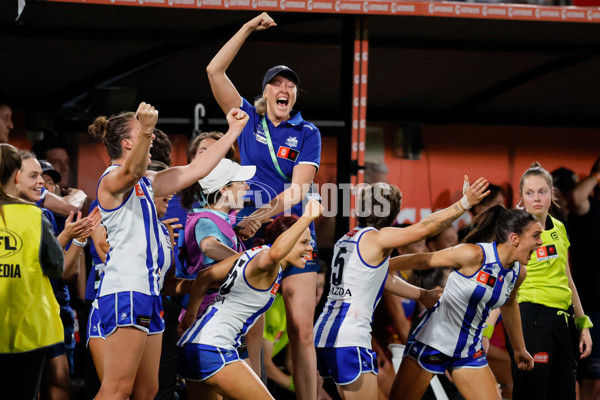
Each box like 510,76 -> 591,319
97,166 -> 164,297
239,98 -> 321,217
178,245 -> 282,350
414,242 -> 521,358
314,227 -> 388,349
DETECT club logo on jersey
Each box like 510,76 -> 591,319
476,271 -> 497,288
254,132 -> 268,145
305,251 -> 317,261
135,184 -> 145,197
270,282 -> 280,296
346,229 -> 359,238
285,136 -> 299,148
533,352 -> 549,363
277,146 -> 299,162
536,245 -> 558,261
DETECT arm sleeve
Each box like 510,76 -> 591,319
296,126 -> 321,171
239,98 -> 258,150
39,214 -> 64,279
194,217 -> 231,248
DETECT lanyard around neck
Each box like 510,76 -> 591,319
261,117 -> 292,183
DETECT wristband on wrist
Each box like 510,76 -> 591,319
459,195 -> 471,211
72,238 -> 88,248
482,324 -> 495,339
575,315 -> 594,331
288,376 -> 295,392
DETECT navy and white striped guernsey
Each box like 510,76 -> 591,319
314,227 -> 389,350
97,166 -> 164,297
413,241 -> 521,358
157,221 -> 173,291
178,245 -> 282,350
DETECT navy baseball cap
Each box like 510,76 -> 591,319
39,159 -> 62,183
261,65 -> 300,92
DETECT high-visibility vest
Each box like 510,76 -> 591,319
0,204 -> 63,353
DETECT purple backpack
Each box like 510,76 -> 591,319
180,210 -> 245,320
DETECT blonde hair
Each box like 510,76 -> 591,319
254,97 -> 267,117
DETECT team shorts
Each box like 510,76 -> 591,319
86,303 -> 105,346
316,346 -> 378,385
178,343 -> 242,382
98,291 -> 164,336
404,339 -> 488,374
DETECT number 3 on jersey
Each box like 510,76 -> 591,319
332,247 -> 348,286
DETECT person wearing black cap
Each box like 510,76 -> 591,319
40,159 -> 62,196
207,12 -> 322,400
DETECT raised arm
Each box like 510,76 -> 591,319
207,12 -> 277,114
389,243 -> 483,273
570,156 -> 600,216
372,176 -> 489,252
236,164 -> 317,240
150,108 -> 248,197
250,199 -> 323,273
100,102 -> 158,196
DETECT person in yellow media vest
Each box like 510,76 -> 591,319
0,143 -> 64,400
